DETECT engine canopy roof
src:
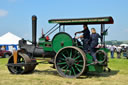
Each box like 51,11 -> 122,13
48,16 -> 114,25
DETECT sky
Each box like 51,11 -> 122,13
0,0 -> 128,41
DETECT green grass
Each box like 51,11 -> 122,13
0,53 -> 128,85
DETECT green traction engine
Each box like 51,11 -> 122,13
7,16 -> 114,78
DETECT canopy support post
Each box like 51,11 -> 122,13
59,25 -> 61,32
63,25 -> 65,32
101,24 -> 105,47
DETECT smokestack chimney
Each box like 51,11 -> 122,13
32,15 -> 37,46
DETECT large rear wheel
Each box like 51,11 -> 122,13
55,46 -> 86,78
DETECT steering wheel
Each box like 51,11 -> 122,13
73,34 -> 82,46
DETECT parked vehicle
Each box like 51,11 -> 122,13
0,50 -> 12,58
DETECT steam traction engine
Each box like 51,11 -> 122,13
7,16 -> 114,78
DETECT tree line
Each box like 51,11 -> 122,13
105,40 -> 128,45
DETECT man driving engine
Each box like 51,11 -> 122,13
75,24 -> 90,53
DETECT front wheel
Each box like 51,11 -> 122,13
95,50 -> 107,64
54,46 -> 86,78
7,53 -> 36,74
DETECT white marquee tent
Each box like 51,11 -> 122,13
0,32 -> 22,52
0,32 -> 21,45
0,32 -> 31,52
120,44 -> 128,47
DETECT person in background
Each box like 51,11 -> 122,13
12,46 -> 16,51
116,46 -> 122,58
89,28 -> 102,62
75,24 -> 90,53
1,46 -> 5,51
110,45 -> 115,58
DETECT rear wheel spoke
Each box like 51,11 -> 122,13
61,53 -> 67,59
69,68 -> 72,75
57,62 -> 67,65
72,67 -> 76,75
73,51 -> 78,58
60,58 -> 65,61
70,49 -> 72,58
61,65 -> 67,69
75,60 -> 83,63
75,63 -> 83,68
75,65 -> 81,72
74,55 -> 81,60
64,66 -> 69,74
65,50 -> 69,57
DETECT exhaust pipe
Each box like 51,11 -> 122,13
32,15 -> 37,46
19,15 -> 47,57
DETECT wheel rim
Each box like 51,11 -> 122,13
55,46 -> 86,78
96,50 -> 107,63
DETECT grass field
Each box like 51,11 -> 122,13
0,53 -> 128,85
